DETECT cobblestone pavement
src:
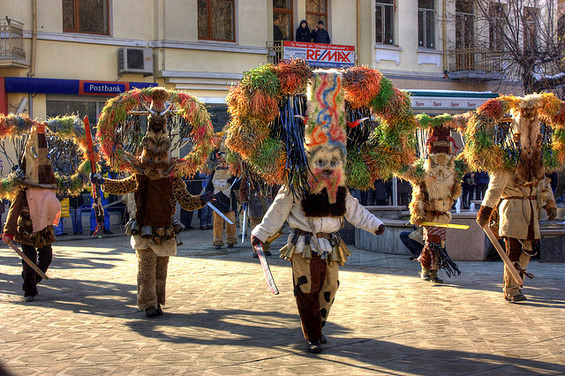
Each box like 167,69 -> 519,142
1,228 -> 564,375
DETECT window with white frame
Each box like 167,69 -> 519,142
375,0 -> 394,45
418,0 -> 435,49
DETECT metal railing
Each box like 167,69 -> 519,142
447,48 -> 505,74
0,18 -> 25,60
266,41 -> 284,64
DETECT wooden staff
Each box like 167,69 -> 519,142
6,241 -> 49,280
482,225 -> 523,286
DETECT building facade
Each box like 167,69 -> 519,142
1,0 -> 561,125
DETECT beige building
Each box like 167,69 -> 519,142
1,0 -> 560,124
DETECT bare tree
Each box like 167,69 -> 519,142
470,0 -> 565,94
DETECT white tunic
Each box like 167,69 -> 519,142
252,185 -> 384,254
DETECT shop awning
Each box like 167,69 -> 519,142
407,90 -> 499,113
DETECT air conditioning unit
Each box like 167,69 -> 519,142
118,47 -> 153,75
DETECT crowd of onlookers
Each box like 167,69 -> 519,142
1,170 -> 562,238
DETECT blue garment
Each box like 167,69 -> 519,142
54,217 -> 65,235
198,204 -> 213,226
70,207 -> 82,234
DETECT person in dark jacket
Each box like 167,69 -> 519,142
295,20 -> 311,42
475,171 -> 489,201
311,20 -> 331,44
239,175 -> 278,257
180,175 -> 204,229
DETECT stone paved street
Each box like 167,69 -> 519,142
1,228 -> 564,375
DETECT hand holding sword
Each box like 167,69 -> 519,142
251,235 -> 279,295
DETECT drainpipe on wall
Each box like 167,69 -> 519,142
28,0 -> 38,116
442,0 -> 447,76
356,0 -> 360,66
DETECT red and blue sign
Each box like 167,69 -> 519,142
4,77 -> 156,95
283,41 -> 355,68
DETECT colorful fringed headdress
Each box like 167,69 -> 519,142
224,60 -> 417,196
96,86 -> 215,179
0,114 -> 94,198
463,93 -> 565,174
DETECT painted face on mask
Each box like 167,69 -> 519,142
307,146 -> 345,204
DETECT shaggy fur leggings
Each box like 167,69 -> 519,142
212,211 -> 236,246
136,248 -> 169,310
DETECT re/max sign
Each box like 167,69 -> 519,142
306,49 -> 352,63
283,41 -> 354,68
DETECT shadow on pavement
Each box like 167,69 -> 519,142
0,272 -> 138,316
319,337 -> 565,375
123,308 -> 565,375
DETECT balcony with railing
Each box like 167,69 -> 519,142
446,48 -> 505,81
0,18 -> 28,68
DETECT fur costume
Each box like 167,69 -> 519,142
476,94 -> 557,302
96,87 -> 214,316
399,122 -> 462,282
0,115 -> 93,300
3,124 -> 60,298
205,143 -> 239,248
246,70 -> 385,353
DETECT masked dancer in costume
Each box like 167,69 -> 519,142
472,94 -> 562,302
93,87 -> 215,317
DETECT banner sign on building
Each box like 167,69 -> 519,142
81,82 -> 127,95
4,77 -> 156,96
283,41 -> 355,68
79,80 -> 156,96
408,90 -> 499,112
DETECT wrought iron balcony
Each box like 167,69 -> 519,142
446,48 -> 505,81
0,18 -> 28,68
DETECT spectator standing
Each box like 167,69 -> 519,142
54,195 -> 69,236
462,173 -> 471,209
475,171 -> 489,201
311,20 -> 331,44
69,193 -> 84,235
295,20 -> 311,42
180,175 -> 204,229
239,176 -> 278,257
374,180 -> 388,205
468,172 -> 477,205
197,171 -> 213,229
0,199 -> 4,229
